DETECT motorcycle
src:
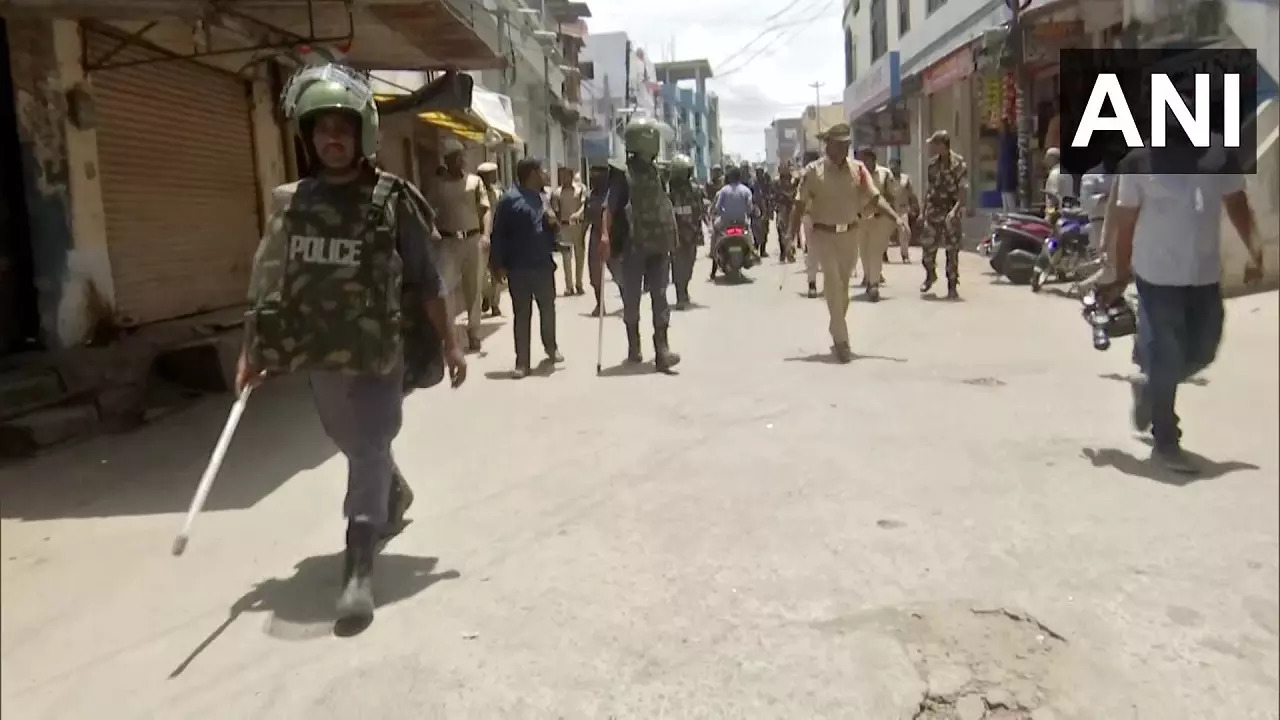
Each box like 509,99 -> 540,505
1031,208 -> 1100,293
715,224 -> 756,281
986,214 -> 1052,285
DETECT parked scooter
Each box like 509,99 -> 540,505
985,213 -> 1053,285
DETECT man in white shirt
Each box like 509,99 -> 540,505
1105,159 -> 1264,473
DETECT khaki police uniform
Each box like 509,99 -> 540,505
551,179 -> 588,295
477,162 -> 504,314
857,160 -> 899,289
795,124 -> 881,349
428,170 -> 490,347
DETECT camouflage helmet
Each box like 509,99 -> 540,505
623,117 -> 662,159
281,63 -> 380,161
669,154 -> 694,179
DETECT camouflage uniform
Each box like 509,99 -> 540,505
773,172 -> 797,259
608,118 -> 682,372
247,62 -> 447,620
667,154 -> 705,308
921,138 -> 969,295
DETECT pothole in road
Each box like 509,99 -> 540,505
816,603 -> 1067,719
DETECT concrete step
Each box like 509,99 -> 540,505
0,367 -> 67,422
0,402 -> 99,458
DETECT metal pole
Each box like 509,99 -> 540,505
1010,0 -> 1033,208
809,81 -> 825,134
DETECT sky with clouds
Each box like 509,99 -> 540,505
586,0 -> 847,161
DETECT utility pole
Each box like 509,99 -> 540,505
809,80 -> 825,133
1009,0 -> 1034,207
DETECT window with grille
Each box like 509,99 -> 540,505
870,0 -> 888,61
844,27 -> 855,85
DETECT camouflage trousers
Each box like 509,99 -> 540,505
920,216 -> 962,282
621,248 -> 672,331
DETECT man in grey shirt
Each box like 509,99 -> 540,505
1105,154 -> 1264,473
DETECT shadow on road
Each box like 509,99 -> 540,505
1098,372 -> 1209,387
1080,446 -> 1260,486
784,353 -> 908,365
0,377 -> 335,521
598,361 -> 657,377
168,553 -> 460,676
483,359 -> 561,381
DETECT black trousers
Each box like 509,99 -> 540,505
507,266 -> 557,368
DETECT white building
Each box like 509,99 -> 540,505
580,31 -> 667,162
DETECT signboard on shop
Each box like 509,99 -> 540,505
845,51 -> 900,122
923,44 -> 975,95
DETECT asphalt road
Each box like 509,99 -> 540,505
2,251 -> 1277,720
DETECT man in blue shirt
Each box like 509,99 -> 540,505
490,157 -> 564,378
709,166 -> 755,279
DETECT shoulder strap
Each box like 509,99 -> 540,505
369,171 -> 401,219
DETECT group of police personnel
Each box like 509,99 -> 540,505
234,64 -> 973,622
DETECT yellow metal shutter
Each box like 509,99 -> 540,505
89,30 -> 261,326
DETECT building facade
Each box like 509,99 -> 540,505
0,1 -> 511,354
770,117 -> 805,167
580,31 -> 666,165
655,58 -> 714,180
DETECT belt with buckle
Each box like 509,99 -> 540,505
440,227 -> 481,239
812,222 -> 856,233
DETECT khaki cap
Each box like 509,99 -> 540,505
477,161 -> 498,173
927,129 -> 951,144
818,122 -> 852,141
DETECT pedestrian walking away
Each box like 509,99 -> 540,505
855,146 -> 900,301
428,135 -> 491,351
239,62 -> 466,621
752,166 -> 775,257
667,153 -> 706,309
477,161 -> 506,317
602,117 -> 682,373
1101,150 -> 1265,474
787,123 -> 907,362
551,166 -> 588,296
920,130 -> 969,299
889,157 -> 919,263
708,165 -> 756,280
490,157 -> 564,378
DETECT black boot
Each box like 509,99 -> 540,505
625,322 -> 643,363
920,268 -> 937,293
377,471 -> 414,552
338,520 -> 376,620
946,279 -> 960,300
654,327 -> 682,373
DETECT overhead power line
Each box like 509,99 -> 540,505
710,0 -> 829,74
714,0 -> 838,79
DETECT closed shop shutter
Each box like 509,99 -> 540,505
89,29 -> 260,326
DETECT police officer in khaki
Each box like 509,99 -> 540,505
476,161 -> 505,316
427,136 -> 491,352
787,123 -> 907,362
854,146 -> 899,301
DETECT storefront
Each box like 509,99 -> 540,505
87,27 -> 261,327
921,43 -> 978,206
845,51 -> 904,158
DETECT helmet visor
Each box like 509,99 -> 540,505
280,64 -> 374,119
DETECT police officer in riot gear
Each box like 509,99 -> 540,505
601,118 -> 682,372
238,63 -> 466,622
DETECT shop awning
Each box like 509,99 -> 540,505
470,87 -> 521,145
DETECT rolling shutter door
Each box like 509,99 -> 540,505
90,30 -> 260,326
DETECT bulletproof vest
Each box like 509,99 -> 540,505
668,182 -> 703,246
624,162 -> 678,254
246,172 -> 404,377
